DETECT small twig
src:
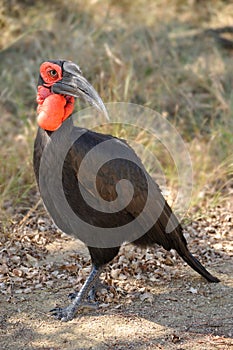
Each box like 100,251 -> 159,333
18,199 -> 42,228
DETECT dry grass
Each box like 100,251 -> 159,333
0,0 -> 232,222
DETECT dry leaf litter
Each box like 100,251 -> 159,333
0,203 -> 232,309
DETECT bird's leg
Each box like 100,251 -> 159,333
88,278 -> 110,301
50,265 -> 102,321
68,277 -> 110,302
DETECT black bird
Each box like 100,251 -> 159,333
33,59 -> 220,321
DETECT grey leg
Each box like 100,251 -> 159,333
50,265 -> 102,321
68,277 -> 110,302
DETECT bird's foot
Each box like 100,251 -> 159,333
51,265 -> 102,321
50,300 -> 98,322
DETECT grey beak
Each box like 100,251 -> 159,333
52,61 -> 109,120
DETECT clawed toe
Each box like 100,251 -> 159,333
50,266 -> 102,321
49,300 -> 98,321
68,292 -> 78,300
49,306 -> 74,322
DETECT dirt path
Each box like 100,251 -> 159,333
0,206 -> 232,349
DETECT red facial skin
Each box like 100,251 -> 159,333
37,62 -> 75,131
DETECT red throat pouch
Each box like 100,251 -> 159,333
37,87 -> 75,131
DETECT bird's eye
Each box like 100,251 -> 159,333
49,69 -> 58,78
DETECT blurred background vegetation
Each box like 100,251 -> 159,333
0,0 -> 232,223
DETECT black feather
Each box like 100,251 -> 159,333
34,119 -> 220,283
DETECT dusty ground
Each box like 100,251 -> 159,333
0,204 -> 232,350
0,1 -> 232,349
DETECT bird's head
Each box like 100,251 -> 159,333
36,59 -> 108,131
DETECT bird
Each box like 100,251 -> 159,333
33,59 -> 220,322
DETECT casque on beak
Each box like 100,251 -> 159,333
52,61 -> 109,120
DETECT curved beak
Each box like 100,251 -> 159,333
52,61 -> 109,120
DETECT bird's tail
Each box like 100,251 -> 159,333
173,237 -> 220,283
162,204 -> 220,283
133,194 -> 220,283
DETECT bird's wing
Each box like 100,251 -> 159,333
65,127 -> 180,247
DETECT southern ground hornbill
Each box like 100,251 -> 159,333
33,59 -> 220,321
